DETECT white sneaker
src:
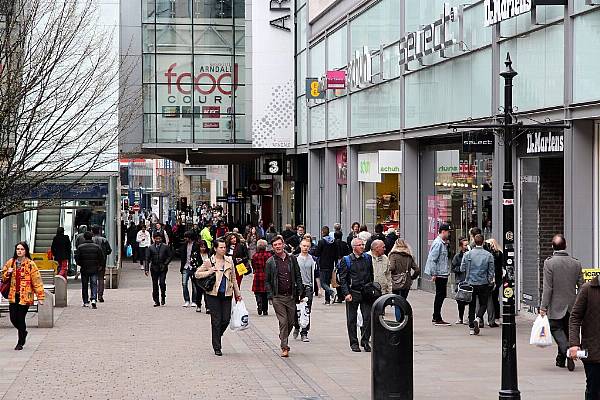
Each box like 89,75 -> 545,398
469,328 -> 475,335
140,266 -> 144,270
82,303 -> 89,307
190,302 -> 197,307
455,319 -> 464,325
183,302 -> 190,307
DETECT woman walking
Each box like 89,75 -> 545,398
225,232 -> 250,288
1,242 -> 45,350
195,239 -> 242,356
389,239 -> 420,299
485,238 -> 504,327
246,227 -> 259,259
193,239 -> 211,313
251,239 -> 270,316
51,227 -> 71,278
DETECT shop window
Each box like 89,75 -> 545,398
573,9 -> 600,103
362,174 -> 401,232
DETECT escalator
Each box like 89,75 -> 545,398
34,208 -> 61,253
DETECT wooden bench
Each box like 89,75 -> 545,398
39,269 -> 56,294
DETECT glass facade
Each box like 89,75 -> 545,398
142,0 -> 247,144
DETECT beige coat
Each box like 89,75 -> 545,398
368,252 -> 392,294
195,255 -> 241,298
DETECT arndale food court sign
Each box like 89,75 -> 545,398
484,0 -> 532,26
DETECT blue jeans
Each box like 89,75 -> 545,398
393,288 -> 410,321
81,273 -> 98,304
182,269 -> 196,303
319,269 -> 335,303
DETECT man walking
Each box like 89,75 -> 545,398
424,224 -> 451,326
294,238 -> 316,342
368,239 -> 392,296
91,226 -> 112,303
461,234 -> 495,335
145,232 -> 173,307
339,238 -> 375,352
75,232 -> 104,309
265,235 -> 303,358
541,234 -> 584,371
179,231 -> 199,307
568,273 -> 600,398
314,226 -> 338,305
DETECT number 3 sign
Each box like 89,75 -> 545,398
264,159 -> 282,175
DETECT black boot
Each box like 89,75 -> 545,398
555,354 -> 566,368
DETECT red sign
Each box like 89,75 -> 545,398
202,106 -> 221,118
327,70 -> 347,90
132,204 -> 140,212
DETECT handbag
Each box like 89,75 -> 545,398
455,281 -> 473,303
197,273 -> 216,292
1,261 -> 14,299
362,281 -> 382,304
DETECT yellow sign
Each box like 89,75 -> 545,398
582,269 -> 600,283
503,287 -> 514,299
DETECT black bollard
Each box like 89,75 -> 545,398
371,294 -> 413,400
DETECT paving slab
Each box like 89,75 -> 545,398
0,261 -> 585,399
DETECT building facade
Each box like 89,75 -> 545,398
296,0 -> 600,306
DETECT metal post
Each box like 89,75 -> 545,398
499,53 -> 521,400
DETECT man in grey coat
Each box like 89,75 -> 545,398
540,234 -> 584,371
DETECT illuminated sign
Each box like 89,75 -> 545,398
484,0 -> 532,27
306,77 -> 325,99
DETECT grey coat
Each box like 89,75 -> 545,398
541,251 -> 584,320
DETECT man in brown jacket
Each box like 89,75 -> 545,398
540,234 -> 583,370
569,275 -> 600,400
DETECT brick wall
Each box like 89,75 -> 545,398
537,157 -> 564,301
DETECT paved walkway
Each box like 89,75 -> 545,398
0,261 -> 586,399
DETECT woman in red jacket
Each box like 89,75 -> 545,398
251,239 -> 270,316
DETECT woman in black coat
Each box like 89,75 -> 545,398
51,227 -> 71,278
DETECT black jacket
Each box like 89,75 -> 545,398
75,240 -> 104,275
314,237 -> 338,270
365,233 -> 386,252
51,234 -> 71,261
265,253 -> 303,300
177,242 -> 200,273
335,239 -> 351,259
338,253 -> 374,297
92,235 -> 112,268
146,243 -> 173,273
384,232 -> 398,255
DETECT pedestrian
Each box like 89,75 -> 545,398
193,239 -> 211,313
333,230 -> 351,303
252,239 -> 270,316
246,226 -> 259,259
339,238 -> 374,352
568,272 -> 600,398
178,231 -> 199,308
91,225 -> 112,303
75,231 -> 104,309
368,239 -> 391,295
126,222 -> 139,262
365,223 -> 385,252
1,242 -> 45,350
357,225 -> 371,245
424,223 -> 452,326
200,221 -> 213,250
384,227 -> 398,255
388,238 -> 420,299
265,225 -> 277,249
286,225 -> 304,253
347,222 -> 360,248
485,238 -> 503,327
294,238 -> 317,342
451,237 -> 469,325
461,234 -> 495,336
136,224 -> 151,271
540,234 -> 584,371
51,227 -> 71,279
215,220 -> 229,239
195,238 -> 242,356
265,235 -> 303,358
145,232 -> 173,307
328,223 -> 342,241
314,226 -> 338,305
225,232 -> 249,288
152,222 -> 169,245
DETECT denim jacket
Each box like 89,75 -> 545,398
424,236 -> 449,277
461,247 -> 495,286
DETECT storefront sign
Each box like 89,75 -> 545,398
306,77 -> 325,99
327,70 -> 346,89
582,268 -> 600,283
358,152 -> 381,183
517,130 -> 564,157
347,3 -> 459,90
436,150 -> 460,174
484,0 -> 532,27
462,130 -> 495,153
248,180 -> 273,195
336,148 -> 348,185
378,150 -> 402,174
264,159 -> 283,175
251,0 -> 295,148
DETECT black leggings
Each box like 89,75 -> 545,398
9,301 -> 30,345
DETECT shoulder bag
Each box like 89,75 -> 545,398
455,253 -> 473,303
1,260 -> 14,299
197,260 -> 217,292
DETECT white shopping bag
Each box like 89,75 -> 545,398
357,308 -> 363,328
297,297 -> 310,329
230,300 -> 249,331
530,315 -> 553,347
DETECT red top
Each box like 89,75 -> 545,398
15,263 -> 21,294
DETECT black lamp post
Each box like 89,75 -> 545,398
498,53 -> 520,400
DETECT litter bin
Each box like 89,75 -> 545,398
371,294 -> 413,400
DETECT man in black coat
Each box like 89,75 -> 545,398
146,232 -> 173,307
314,226 -> 338,305
75,232 -> 104,309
